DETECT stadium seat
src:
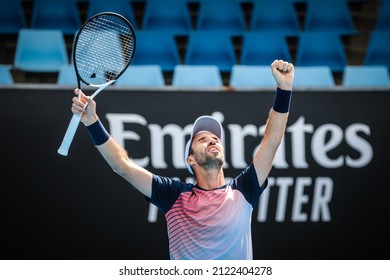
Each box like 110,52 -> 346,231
293,66 -> 336,88
374,0 -> 390,31
57,64 -> 77,86
250,0 -> 300,35
364,30 -> 390,69
131,31 -> 181,72
229,65 -> 276,88
86,0 -> 138,29
172,65 -> 223,88
30,0 -> 81,35
295,31 -> 348,72
342,65 -> 390,87
114,65 -> 165,87
142,0 -> 192,35
240,31 -> 292,66
185,31 -> 237,72
196,0 -> 246,35
14,29 -> 69,73
303,1 -> 357,36
0,0 -> 26,34
0,65 -> 14,85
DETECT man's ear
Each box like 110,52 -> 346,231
186,154 -> 195,169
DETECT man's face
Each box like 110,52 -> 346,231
190,131 -> 225,172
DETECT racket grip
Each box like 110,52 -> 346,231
57,113 -> 82,156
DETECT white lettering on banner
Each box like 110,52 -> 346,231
345,124 -> 373,168
106,114 -> 149,167
148,124 -> 188,168
284,116 -> 314,168
281,116 -> 373,169
106,113 -> 373,170
310,122 -> 372,168
312,124 -> 344,168
257,177 -> 333,222
105,112 -> 371,223
228,124 -> 258,168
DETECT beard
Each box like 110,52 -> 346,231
194,151 -> 224,172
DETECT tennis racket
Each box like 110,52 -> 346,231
58,12 -> 136,156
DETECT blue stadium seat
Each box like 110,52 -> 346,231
131,31 -> 181,71
293,66 -> 336,88
14,29 -> 69,73
185,31 -> 237,72
30,0 -> 81,35
0,65 -> 14,85
0,0 -> 26,34
304,1 -> 357,36
114,65 -> 165,87
172,65 -> 223,88
229,65 -> 276,88
342,65 -> 390,87
374,0 -> 390,31
240,31 -> 292,66
196,0 -> 246,35
250,0 -> 300,35
86,0 -> 138,29
142,0 -> 192,35
364,30 -> 390,69
57,64 -> 77,86
295,31 -> 348,72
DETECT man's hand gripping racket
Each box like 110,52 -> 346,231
58,12 -> 136,156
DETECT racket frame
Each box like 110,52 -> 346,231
58,12 -> 136,156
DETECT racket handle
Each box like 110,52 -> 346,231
58,80 -> 115,156
57,113 -> 82,156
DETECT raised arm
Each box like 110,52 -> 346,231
71,89 -> 153,198
253,60 -> 294,186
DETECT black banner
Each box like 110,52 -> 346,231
0,87 -> 389,260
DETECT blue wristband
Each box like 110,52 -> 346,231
86,120 -> 110,146
273,88 -> 292,113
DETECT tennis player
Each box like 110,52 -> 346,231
70,59 -> 294,260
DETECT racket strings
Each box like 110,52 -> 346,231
75,14 -> 135,86
86,16 -> 135,54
